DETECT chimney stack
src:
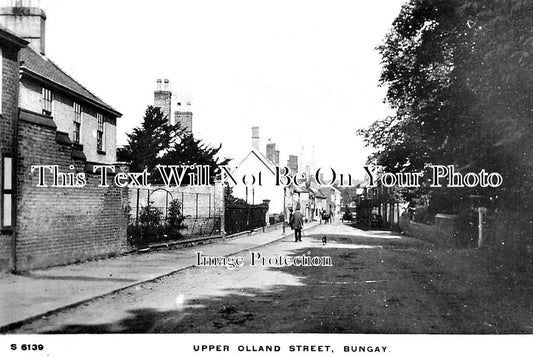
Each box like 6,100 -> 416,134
266,143 -> 276,164
154,78 -> 172,124
274,149 -> 280,165
251,126 -> 260,150
174,100 -> 193,135
287,155 -> 298,174
0,0 -> 47,54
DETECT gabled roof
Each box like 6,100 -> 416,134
19,47 -> 121,117
235,146 -> 276,175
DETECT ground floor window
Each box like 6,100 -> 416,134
2,155 -> 13,229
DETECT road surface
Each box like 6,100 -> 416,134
10,221 -> 533,333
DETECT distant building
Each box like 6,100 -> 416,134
320,186 -> 342,217
230,127 -> 286,217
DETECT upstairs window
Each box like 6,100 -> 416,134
42,87 -> 53,116
96,113 -> 104,151
73,102 -> 82,143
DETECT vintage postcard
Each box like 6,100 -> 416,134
0,0 -> 531,355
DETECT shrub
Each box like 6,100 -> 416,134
165,198 -> 186,239
128,203 -> 165,247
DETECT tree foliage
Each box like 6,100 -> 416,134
117,106 -> 231,184
359,0 -> 533,207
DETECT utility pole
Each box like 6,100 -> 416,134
282,187 -> 286,234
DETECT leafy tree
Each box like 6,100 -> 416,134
117,106 -> 181,173
160,134 -> 231,184
358,0 -> 533,210
117,105 -> 231,184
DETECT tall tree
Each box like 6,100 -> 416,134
117,106 -> 180,173
359,0 -> 533,210
117,106 -> 230,183
161,134 -> 231,184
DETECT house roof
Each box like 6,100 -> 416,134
292,185 -> 309,194
309,187 -> 326,199
19,47 -> 121,117
0,24 -> 28,48
235,146 -> 277,175
330,185 -> 341,194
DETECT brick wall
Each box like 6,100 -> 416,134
399,213 -> 456,246
14,117 -> 129,271
0,44 -> 21,272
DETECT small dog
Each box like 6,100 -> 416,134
322,235 -> 327,245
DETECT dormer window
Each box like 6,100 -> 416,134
42,87 -> 53,116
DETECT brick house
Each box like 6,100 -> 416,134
0,2 -> 128,272
0,25 -> 28,272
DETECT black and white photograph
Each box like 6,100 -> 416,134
0,0 -> 532,355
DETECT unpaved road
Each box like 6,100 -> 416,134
10,222 -> 533,333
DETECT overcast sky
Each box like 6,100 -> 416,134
41,0 -> 406,179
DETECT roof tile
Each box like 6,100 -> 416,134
20,47 -> 120,116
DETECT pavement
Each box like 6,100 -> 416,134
0,222 -> 318,331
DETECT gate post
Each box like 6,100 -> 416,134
478,207 -> 487,248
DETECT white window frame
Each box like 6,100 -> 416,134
42,87 -> 53,116
96,113 -> 105,151
73,102 -> 82,143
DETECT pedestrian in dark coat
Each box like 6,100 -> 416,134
287,207 -> 294,229
290,206 -> 304,242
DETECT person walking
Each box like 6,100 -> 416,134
290,205 -> 304,242
287,207 -> 294,230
